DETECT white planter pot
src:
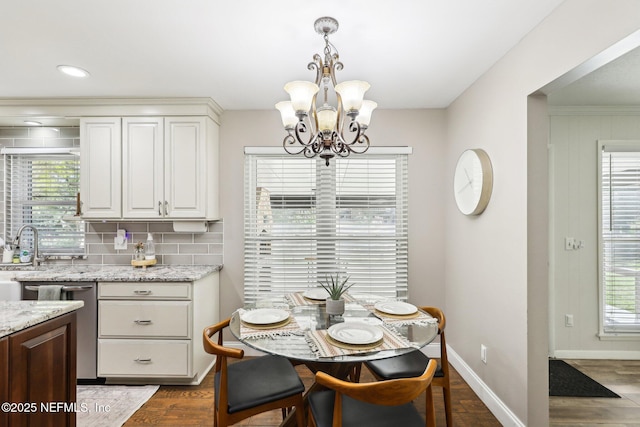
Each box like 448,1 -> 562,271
325,298 -> 345,315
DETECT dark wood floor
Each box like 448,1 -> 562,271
125,360 -> 501,426
550,359 -> 640,426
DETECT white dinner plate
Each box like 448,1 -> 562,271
374,301 -> 418,316
240,308 -> 290,325
344,317 -> 383,326
327,322 -> 384,345
303,288 -> 329,301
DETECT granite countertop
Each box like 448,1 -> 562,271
4,264 -> 222,283
0,300 -> 84,338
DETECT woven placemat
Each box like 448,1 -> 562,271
287,292 -> 325,306
287,292 -> 357,306
374,309 -> 422,320
366,306 -> 438,326
306,325 -> 414,358
241,317 -> 292,330
239,312 -> 304,339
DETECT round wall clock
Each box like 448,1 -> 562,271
453,148 -> 493,215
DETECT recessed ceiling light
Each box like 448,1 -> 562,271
57,65 -> 90,78
23,120 -> 42,126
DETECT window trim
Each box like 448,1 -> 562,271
3,147 -> 85,258
597,139 -> 640,338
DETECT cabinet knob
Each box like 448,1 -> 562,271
158,201 -> 162,216
134,357 -> 152,364
134,320 -> 153,325
164,200 -> 169,216
133,290 -> 152,295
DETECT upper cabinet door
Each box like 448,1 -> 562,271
80,118 -> 122,218
164,117 -> 207,218
122,118 -> 164,218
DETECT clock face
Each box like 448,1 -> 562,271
454,149 -> 493,215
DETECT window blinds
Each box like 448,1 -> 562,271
244,152 -> 409,304
5,153 -> 84,256
600,141 -> 640,333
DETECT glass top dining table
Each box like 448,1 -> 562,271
229,293 -> 439,364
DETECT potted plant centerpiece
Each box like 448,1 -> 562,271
318,273 -> 354,315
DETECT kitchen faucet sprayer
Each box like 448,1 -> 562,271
13,224 -> 43,266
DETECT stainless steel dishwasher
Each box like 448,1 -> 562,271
21,282 -> 98,380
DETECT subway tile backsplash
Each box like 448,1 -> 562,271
0,126 -> 223,267
80,220 -> 224,266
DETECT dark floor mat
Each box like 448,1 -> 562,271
549,359 -> 620,398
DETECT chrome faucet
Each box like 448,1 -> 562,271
13,225 -> 43,266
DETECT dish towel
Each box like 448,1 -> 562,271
37,285 -> 64,301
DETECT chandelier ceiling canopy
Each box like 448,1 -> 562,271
276,17 -> 376,166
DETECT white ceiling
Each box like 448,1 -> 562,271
0,0 -> 567,114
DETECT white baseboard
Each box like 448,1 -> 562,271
227,341 -> 523,426
447,347 -> 525,427
553,349 -> 640,359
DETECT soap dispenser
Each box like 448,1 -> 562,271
145,233 -> 156,260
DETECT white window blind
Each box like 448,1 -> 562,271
4,152 -> 84,256
599,141 -> 640,334
244,151 -> 409,304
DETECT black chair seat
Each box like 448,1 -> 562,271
214,355 -> 305,414
309,389 -> 424,427
366,350 -> 443,380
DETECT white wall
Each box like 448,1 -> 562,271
550,109 -> 640,358
218,109 -> 447,321
445,1 -> 640,425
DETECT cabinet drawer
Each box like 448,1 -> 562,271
99,281 -> 191,299
99,301 -> 191,338
98,339 -> 191,377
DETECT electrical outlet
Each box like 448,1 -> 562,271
480,344 -> 487,364
565,314 -> 574,327
114,229 -> 128,250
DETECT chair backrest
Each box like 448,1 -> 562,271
421,306 -> 445,335
203,318 -> 245,415
420,306 -> 449,381
315,359 -> 437,407
203,318 -> 244,363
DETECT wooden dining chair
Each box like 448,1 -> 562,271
203,318 -> 306,427
363,306 -> 452,427
308,359 -> 437,427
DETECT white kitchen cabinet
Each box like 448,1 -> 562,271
97,273 -> 219,385
82,115 -> 220,220
164,117 -> 210,218
80,117 -> 122,218
122,117 -> 164,218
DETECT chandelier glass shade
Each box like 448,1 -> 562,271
276,17 -> 377,166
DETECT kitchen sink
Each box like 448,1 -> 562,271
0,271 -> 22,300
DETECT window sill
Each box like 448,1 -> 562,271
598,332 -> 640,341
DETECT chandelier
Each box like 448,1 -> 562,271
275,17 -> 377,166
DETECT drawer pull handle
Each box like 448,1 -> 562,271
134,357 -> 152,364
134,320 -> 153,325
133,290 -> 152,295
